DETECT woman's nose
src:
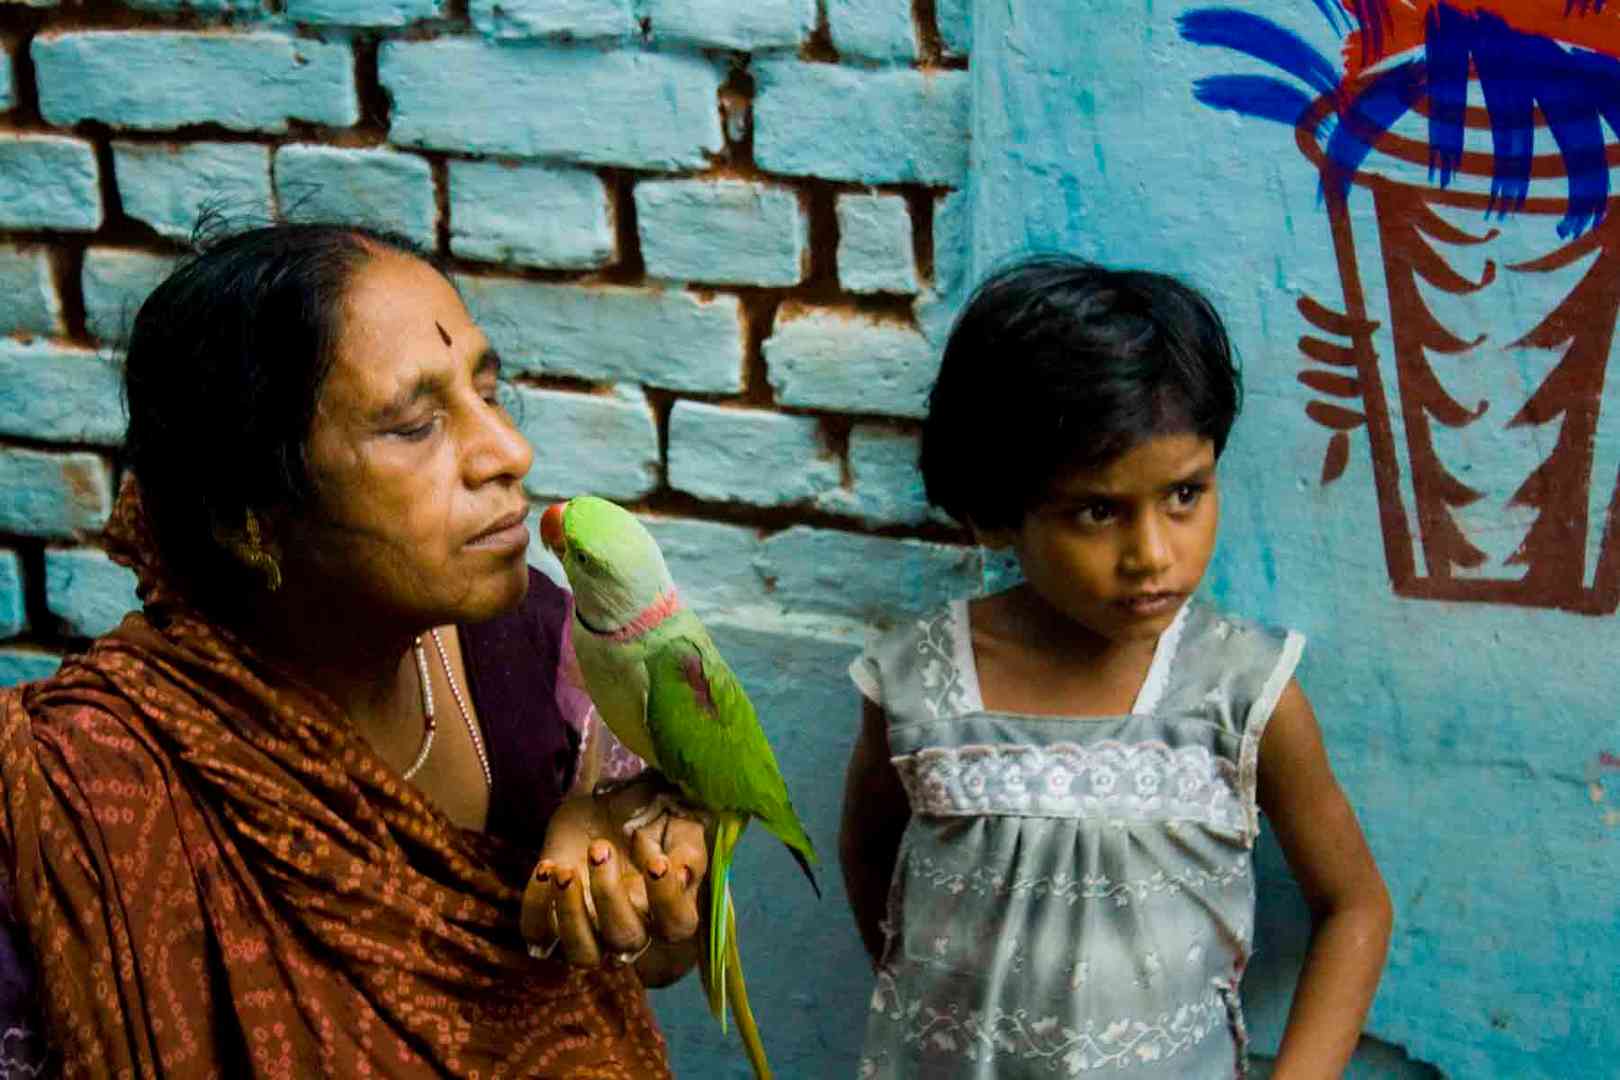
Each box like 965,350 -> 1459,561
465,396 -> 533,485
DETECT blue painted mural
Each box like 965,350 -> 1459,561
1181,0 -> 1620,614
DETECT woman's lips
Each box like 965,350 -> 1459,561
468,511 -> 531,552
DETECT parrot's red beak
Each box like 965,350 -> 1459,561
540,502 -> 567,556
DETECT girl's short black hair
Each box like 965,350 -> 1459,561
122,221 -> 428,612
920,254 -> 1241,531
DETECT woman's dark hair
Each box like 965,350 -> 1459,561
122,221 -> 429,610
920,254 -> 1241,531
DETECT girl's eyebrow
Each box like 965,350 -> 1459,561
1164,463 -> 1215,488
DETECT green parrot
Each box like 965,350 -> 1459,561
540,495 -> 819,1080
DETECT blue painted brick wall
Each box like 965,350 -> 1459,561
0,551 -> 24,640
836,192 -> 918,294
637,0 -> 814,51
113,142 -> 274,242
276,145 -> 438,247
0,248 -> 64,337
35,33 -> 358,131
636,179 -> 807,287
449,162 -> 614,269
827,0 -> 919,62
0,135 -> 101,231
0,3 -> 973,1075
667,401 -> 840,507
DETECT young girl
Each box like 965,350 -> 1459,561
839,257 -> 1392,1078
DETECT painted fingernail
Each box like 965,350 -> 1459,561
647,856 -> 669,880
554,869 -> 575,890
681,867 -> 694,889
589,841 -> 611,866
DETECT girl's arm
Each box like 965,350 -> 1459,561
1258,679 -> 1393,1078
839,698 -> 911,969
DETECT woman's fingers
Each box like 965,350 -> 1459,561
663,814 -> 709,898
519,859 -> 560,956
587,839 -> 650,955
553,866 -> 601,967
635,816 -> 705,943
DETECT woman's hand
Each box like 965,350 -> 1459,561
521,777 -> 708,986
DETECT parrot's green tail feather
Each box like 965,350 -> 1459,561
702,815 -> 772,1079
706,815 -> 744,1028
724,902 -> 771,1080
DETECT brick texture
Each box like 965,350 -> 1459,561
636,179 -> 806,286
381,41 -> 723,168
34,32 -> 358,132
0,136 -> 101,231
113,142 -> 274,241
0,248 -> 64,338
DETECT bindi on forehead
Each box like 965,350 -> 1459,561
436,321 -> 453,347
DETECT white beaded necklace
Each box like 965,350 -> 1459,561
401,628 -> 493,791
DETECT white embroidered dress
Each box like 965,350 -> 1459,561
849,598 -> 1303,1079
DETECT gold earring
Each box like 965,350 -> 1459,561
228,510 -> 283,592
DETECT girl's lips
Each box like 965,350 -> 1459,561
1114,592 -> 1183,616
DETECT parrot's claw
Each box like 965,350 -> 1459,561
622,792 -> 714,838
622,792 -> 687,837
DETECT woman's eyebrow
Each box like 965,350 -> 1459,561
370,374 -> 444,425
474,347 -> 503,378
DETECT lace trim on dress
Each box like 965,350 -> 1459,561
950,597 -> 1192,719
861,972 -> 1227,1074
1130,600 -> 1190,716
1236,630 -> 1305,838
917,606 -> 975,720
909,852 -> 1251,908
892,740 -> 1246,830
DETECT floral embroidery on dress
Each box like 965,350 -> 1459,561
865,971 -> 1227,1074
909,853 -> 1251,909
915,607 -> 973,720
894,740 -> 1247,833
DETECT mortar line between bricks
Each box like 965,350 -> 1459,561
906,188 -> 935,287
16,543 -> 54,643
802,0 -> 839,63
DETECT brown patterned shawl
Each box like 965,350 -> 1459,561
0,481 -> 672,1078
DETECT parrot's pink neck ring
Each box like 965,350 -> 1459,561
598,588 -> 681,642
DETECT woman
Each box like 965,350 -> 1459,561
0,224 -> 705,1077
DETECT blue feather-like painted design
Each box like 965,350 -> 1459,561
1322,59 -> 1428,201
1193,74 -> 1316,125
1424,2 -> 1472,187
1181,1 -> 1620,238
1178,9 -> 1342,96
1469,15 -> 1535,215
1308,0 -> 1350,35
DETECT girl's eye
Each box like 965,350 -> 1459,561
1169,483 -> 1205,511
1075,502 -> 1116,527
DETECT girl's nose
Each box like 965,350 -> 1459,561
1121,514 -> 1174,577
